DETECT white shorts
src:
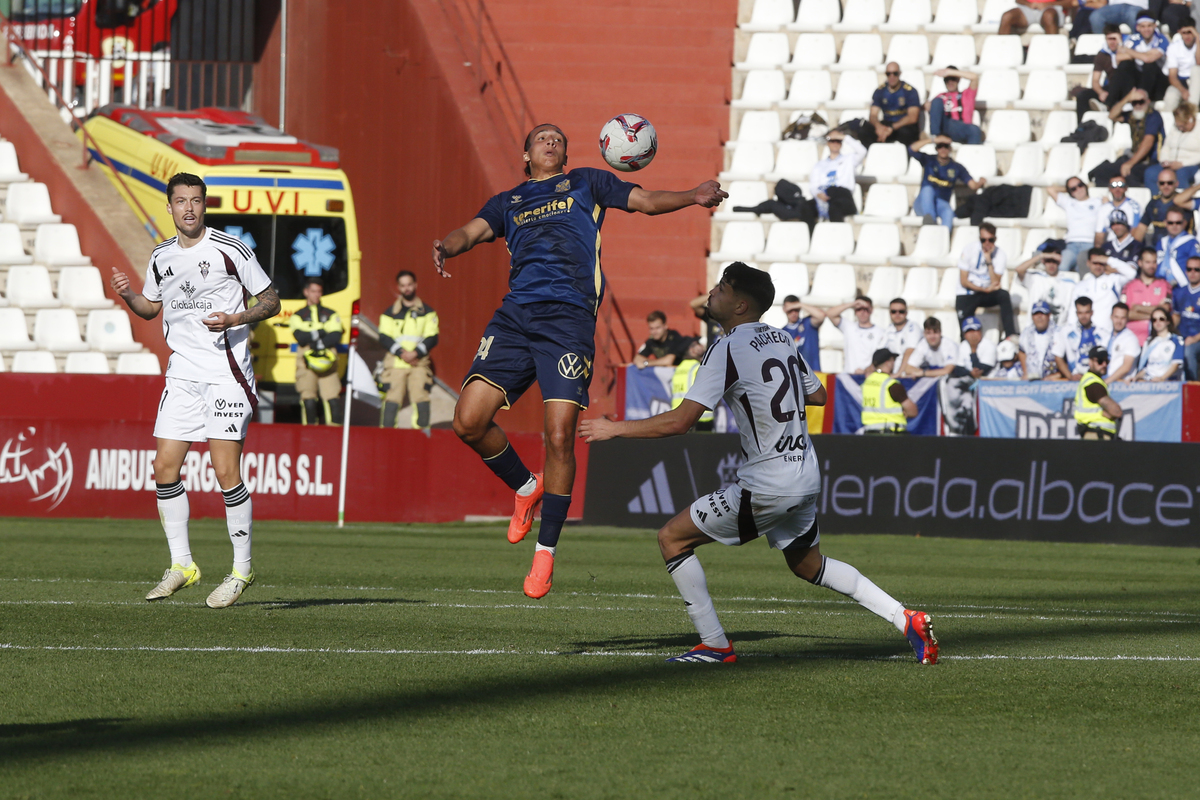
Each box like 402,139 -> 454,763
153,377 -> 256,442
689,486 -> 820,551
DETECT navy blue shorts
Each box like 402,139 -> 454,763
463,298 -> 596,408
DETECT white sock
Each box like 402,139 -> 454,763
534,543 -> 556,556
222,483 -> 253,575
155,481 -> 191,566
666,553 -> 730,649
517,474 -> 538,496
815,557 -> 907,633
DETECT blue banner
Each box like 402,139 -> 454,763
831,374 -> 942,435
978,380 -> 1182,442
623,366 -> 737,432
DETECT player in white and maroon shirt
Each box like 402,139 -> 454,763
111,172 -> 280,609
579,263 -> 938,665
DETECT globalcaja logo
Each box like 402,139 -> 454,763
0,426 -> 73,510
180,280 -> 197,299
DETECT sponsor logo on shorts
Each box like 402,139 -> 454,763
213,398 -> 247,419
225,424 -> 239,433
557,352 -> 590,380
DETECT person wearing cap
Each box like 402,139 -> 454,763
1053,296 -> 1112,379
1122,247 -> 1173,345
925,67 -> 982,145
1094,177 -> 1142,247
1106,302 -> 1141,382
826,294 -> 887,374
908,135 -> 987,232
1074,346 -> 1123,440
861,348 -> 917,434
1014,243 -> 1081,327
1019,300 -> 1060,380
670,338 -> 714,431
1099,208 -> 1143,267
901,315 -> 956,377
988,340 -> 1024,380
1073,247 -> 1137,325
955,316 -> 998,379
1170,254 -> 1200,379
955,222 -> 1015,339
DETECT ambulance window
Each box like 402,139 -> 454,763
95,0 -> 145,27
13,1 -> 82,16
206,214 -> 274,284
273,218 -> 349,299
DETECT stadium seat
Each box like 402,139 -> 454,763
64,351 -> 111,374
1041,143 -> 1083,186
57,266 -> 115,309
818,317 -> 845,349
892,226 -> 950,267
783,70 -> 834,108
762,222 -> 810,260
955,145 -> 998,180
802,262 -> 858,305
885,34 -> 931,69
899,266 -> 942,303
864,265 -> 905,302
926,0 -> 978,32
1020,35 -> 1070,73
0,222 -> 33,265
819,348 -> 844,372
1017,189 -> 1047,228
984,110 -> 1032,150
1037,110 -> 1079,151
805,222 -> 856,262
33,308 -> 88,352
927,224 -> 980,268
1020,227 -> 1057,259
0,141 -> 29,184
833,0 -> 886,31
33,224 -> 92,267
5,266 -> 60,308
1080,142 -> 1117,178
1014,70 -> 1068,111
767,139 -> 820,180
711,220 -> 766,261
997,142 -> 1045,184
791,0 -> 842,31
927,34 -> 977,70
860,142 -> 909,182
901,69 -> 927,102
934,310 -> 963,342
847,224 -> 902,264
786,33 -> 838,71
909,269 -> 960,310
0,307 -> 36,351
1080,110 -> 1114,134
977,36 -> 1024,69
1070,34 -> 1105,74
830,34 -> 883,72
972,0 -> 1018,33
737,32 -> 791,69
995,227 -> 1023,259
116,352 -> 162,375
10,350 -> 57,373
834,108 -> 872,127
825,70 -> 879,109
1128,186 -> 1152,211
735,70 -> 786,109
735,110 -> 782,142
85,309 -> 142,353
881,0 -> 931,32
5,183 -> 61,227
715,181 -> 769,220
975,69 -> 1021,107
721,142 -> 775,181
768,262 -> 811,297
1111,123 -> 1133,154
742,0 -> 796,30
856,184 -> 911,221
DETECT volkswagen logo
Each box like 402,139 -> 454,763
557,353 -> 589,380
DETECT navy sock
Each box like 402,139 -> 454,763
536,493 -> 572,547
481,444 -> 532,492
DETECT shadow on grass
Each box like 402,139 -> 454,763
0,718 -> 133,738
242,598 -> 428,610
568,630 -> 831,652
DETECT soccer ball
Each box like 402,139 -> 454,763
599,114 -> 657,172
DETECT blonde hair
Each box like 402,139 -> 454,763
1175,102 -> 1196,122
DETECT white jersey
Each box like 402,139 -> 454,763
837,318 -> 887,373
956,338 -> 998,371
1019,322 -> 1058,379
142,228 -> 272,388
1106,327 -> 1141,379
957,241 -> 1007,296
904,337 -> 953,370
686,322 -> 822,496
1073,259 -> 1137,324
1022,268 -> 1079,327
884,319 -> 922,357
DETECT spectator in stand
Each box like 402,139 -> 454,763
1100,210 -> 1144,267
1103,15 -> 1170,103
988,340 -> 1024,380
926,68 -> 982,145
882,298 -> 922,366
1019,300 -> 1060,380
1170,254 -> 1200,377
1135,308 -> 1186,379
1000,0 -> 1067,35
867,63 -> 921,146
1106,302 -> 1142,381
1074,247 -> 1138,323
1014,244 -> 1081,326
1154,206 -> 1200,284
1162,23 -> 1198,114
1122,247 -> 1173,343
956,222 -> 1015,339
901,315 -> 957,377
1143,104 -> 1200,190
780,294 -> 824,372
635,310 -> 691,369
1094,178 -> 1143,246
1090,87 -> 1164,187
909,136 -> 987,232
1135,168 -> 1196,245
1053,296 -> 1113,378
826,295 -> 888,374
1076,25 -> 1129,122
801,129 -> 866,230
1048,180 -> 1103,271
956,317 -> 997,378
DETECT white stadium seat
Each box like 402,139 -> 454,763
1014,70 -> 1068,111
1021,35 -> 1070,73
5,265 -> 61,308
998,142 -> 1045,184
0,222 -> 33,265
985,110 -> 1032,150
711,220 -> 766,261
865,266 -> 905,303
762,222 -> 810,261
831,34 -> 884,72
928,34 -> 977,70
1081,110 -> 1114,134
819,348 -> 844,372
975,69 -> 1021,106
1038,110 -> 1079,151
721,142 -> 775,181
5,183 -> 61,226
995,227 -> 1023,259
935,310 -> 963,342
886,34 -> 931,69
955,145 -> 998,180
972,0 -> 1018,33
742,0 -> 796,30
899,266 -> 942,304
86,309 -> 143,353
977,35 -> 1024,69
806,222 -> 856,262
715,181 -> 769,220
33,223 -> 92,267
1041,143 -> 1083,185
768,139 -> 820,180
33,308 -> 88,352
1080,141 -> 1117,178
1111,123 -> 1133,154
833,0 -> 886,31
57,266 -> 115,309
901,69 -> 927,102
0,307 -> 36,351
860,142 -> 909,181
0,141 -> 29,184
1128,186 -> 1152,211
927,225 -> 980,268
1074,34 -> 1105,58
762,305 -> 789,328
116,352 -> 162,375
791,0 -> 842,31
1020,228 -> 1057,260
735,111 -> 781,142
818,317 -> 845,349
787,33 -> 837,71
926,0 -> 978,32
734,70 -> 787,109
737,33 -> 791,69
825,70 -> 879,109
847,223 -> 902,264
803,262 -> 858,305
881,0 -> 932,32
783,70 -> 833,108
892,227 -> 950,267
64,351 -> 111,374
11,350 -> 57,373
910,269 -> 961,310
857,183 -> 911,221
768,262 -> 811,298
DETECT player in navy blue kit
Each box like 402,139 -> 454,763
433,123 -> 726,598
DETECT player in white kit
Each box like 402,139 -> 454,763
111,173 -> 280,608
580,263 -> 938,664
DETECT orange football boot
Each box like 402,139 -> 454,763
523,549 -> 554,599
507,472 -> 544,544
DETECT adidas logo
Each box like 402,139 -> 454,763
626,461 -> 675,515
224,424 -> 238,433
231,529 -> 248,538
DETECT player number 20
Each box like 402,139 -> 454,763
761,356 -> 806,424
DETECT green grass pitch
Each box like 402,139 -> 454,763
2,518 -> 1199,799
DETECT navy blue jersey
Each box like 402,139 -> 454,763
872,82 -> 921,126
1117,109 -> 1165,164
782,318 -> 821,372
909,149 -> 973,201
1143,193 -> 1198,246
476,167 -> 637,314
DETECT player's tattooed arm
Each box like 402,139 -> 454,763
242,286 -> 281,325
